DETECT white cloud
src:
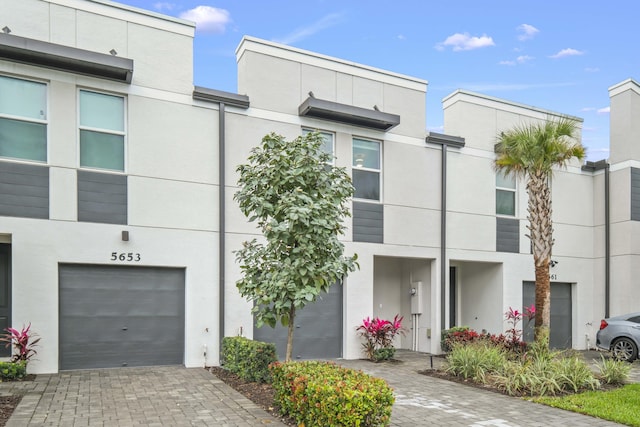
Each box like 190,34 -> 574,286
397,34 -> 406,40
435,33 -> 495,51
153,2 -> 175,12
499,55 -> 533,66
584,67 -> 600,73
597,106 -> 610,114
580,107 -> 596,112
550,48 -> 585,59
517,24 -> 539,41
273,13 -> 343,44
179,6 -> 230,33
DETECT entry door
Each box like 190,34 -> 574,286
523,281 -> 572,348
0,245 -> 9,357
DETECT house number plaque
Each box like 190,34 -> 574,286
110,252 -> 141,262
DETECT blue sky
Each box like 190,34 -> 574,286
117,0 -> 639,161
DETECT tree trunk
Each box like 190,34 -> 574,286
285,303 -> 296,362
527,170 -> 553,347
534,262 -> 551,344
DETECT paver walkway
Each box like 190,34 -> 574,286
0,350 -> 636,426
338,350 -> 637,427
0,366 -> 286,426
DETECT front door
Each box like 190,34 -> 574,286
0,244 -> 10,357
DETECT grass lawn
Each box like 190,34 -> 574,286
534,383 -> 640,427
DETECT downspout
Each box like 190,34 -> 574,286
192,86 -> 249,362
425,133 -> 465,333
582,160 -> 610,318
604,163 -> 610,318
219,102 -> 226,346
440,144 -> 447,329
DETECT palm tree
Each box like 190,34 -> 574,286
495,117 -> 585,346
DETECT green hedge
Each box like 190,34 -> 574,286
220,336 -> 276,383
270,361 -> 394,427
0,361 -> 27,381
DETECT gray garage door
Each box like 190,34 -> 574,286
254,282 -> 342,360
59,264 -> 185,370
523,281 -> 572,349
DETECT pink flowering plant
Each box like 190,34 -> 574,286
1,323 -> 41,363
504,304 -> 535,351
356,315 -> 405,361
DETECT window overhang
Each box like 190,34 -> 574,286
298,96 -> 400,131
0,33 -> 133,83
193,86 -> 250,109
426,132 -> 465,148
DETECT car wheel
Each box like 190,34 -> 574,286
611,337 -> 638,362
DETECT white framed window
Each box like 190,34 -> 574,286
302,128 -> 334,163
352,137 -> 381,202
0,75 -> 47,162
496,172 -> 516,216
79,90 -> 125,171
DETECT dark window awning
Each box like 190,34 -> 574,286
298,96 -> 400,131
0,33 -> 133,83
426,132 -> 465,148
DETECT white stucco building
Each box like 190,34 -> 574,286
0,0 -> 637,373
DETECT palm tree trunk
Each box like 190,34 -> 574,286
285,303 -> 296,362
527,170 -> 553,346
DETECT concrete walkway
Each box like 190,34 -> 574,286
0,350 -> 636,426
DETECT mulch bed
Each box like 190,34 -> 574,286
0,396 -> 22,427
207,367 -> 297,426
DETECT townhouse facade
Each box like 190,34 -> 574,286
1,0 -> 637,373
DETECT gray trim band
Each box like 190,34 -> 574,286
0,33 -> 133,83
193,86 -> 250,109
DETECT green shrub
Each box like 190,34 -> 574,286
372,347 -> 395,362
270,361 -> 394,427
444,342 -> 508,382
220,336 -> 276,383
0,361 -> 27,381
596,354 -> 631,385
553,354 -> 600,393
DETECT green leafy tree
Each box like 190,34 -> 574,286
494,118 -> 585,346
234,131 -> 358,361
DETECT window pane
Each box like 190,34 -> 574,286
80,91 -> 124,131
496,189 -> 515,216
303,129 -> 333,155
353,139 -> 380,169
0,76 -> 47,120
353,169 -> 380,200
496,172 -> 516,189
80,130 -> 124,171
0,117 -> 47,161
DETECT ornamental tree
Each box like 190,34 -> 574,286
234,131 -> 358,361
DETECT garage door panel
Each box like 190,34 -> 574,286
59,264 -> 185,370
254,282 -> 343,360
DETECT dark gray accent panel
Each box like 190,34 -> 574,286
523,281 -> 572,349
0,33 -> 133,83
78,170 -> 127,224
254,282 -> 343,360
353,201 -> 383,243
298,96 -> 400,131
59,265 -> 185,370
0,161 -> 49,219
496,217 -> 519,253
631,168 -> 640,221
